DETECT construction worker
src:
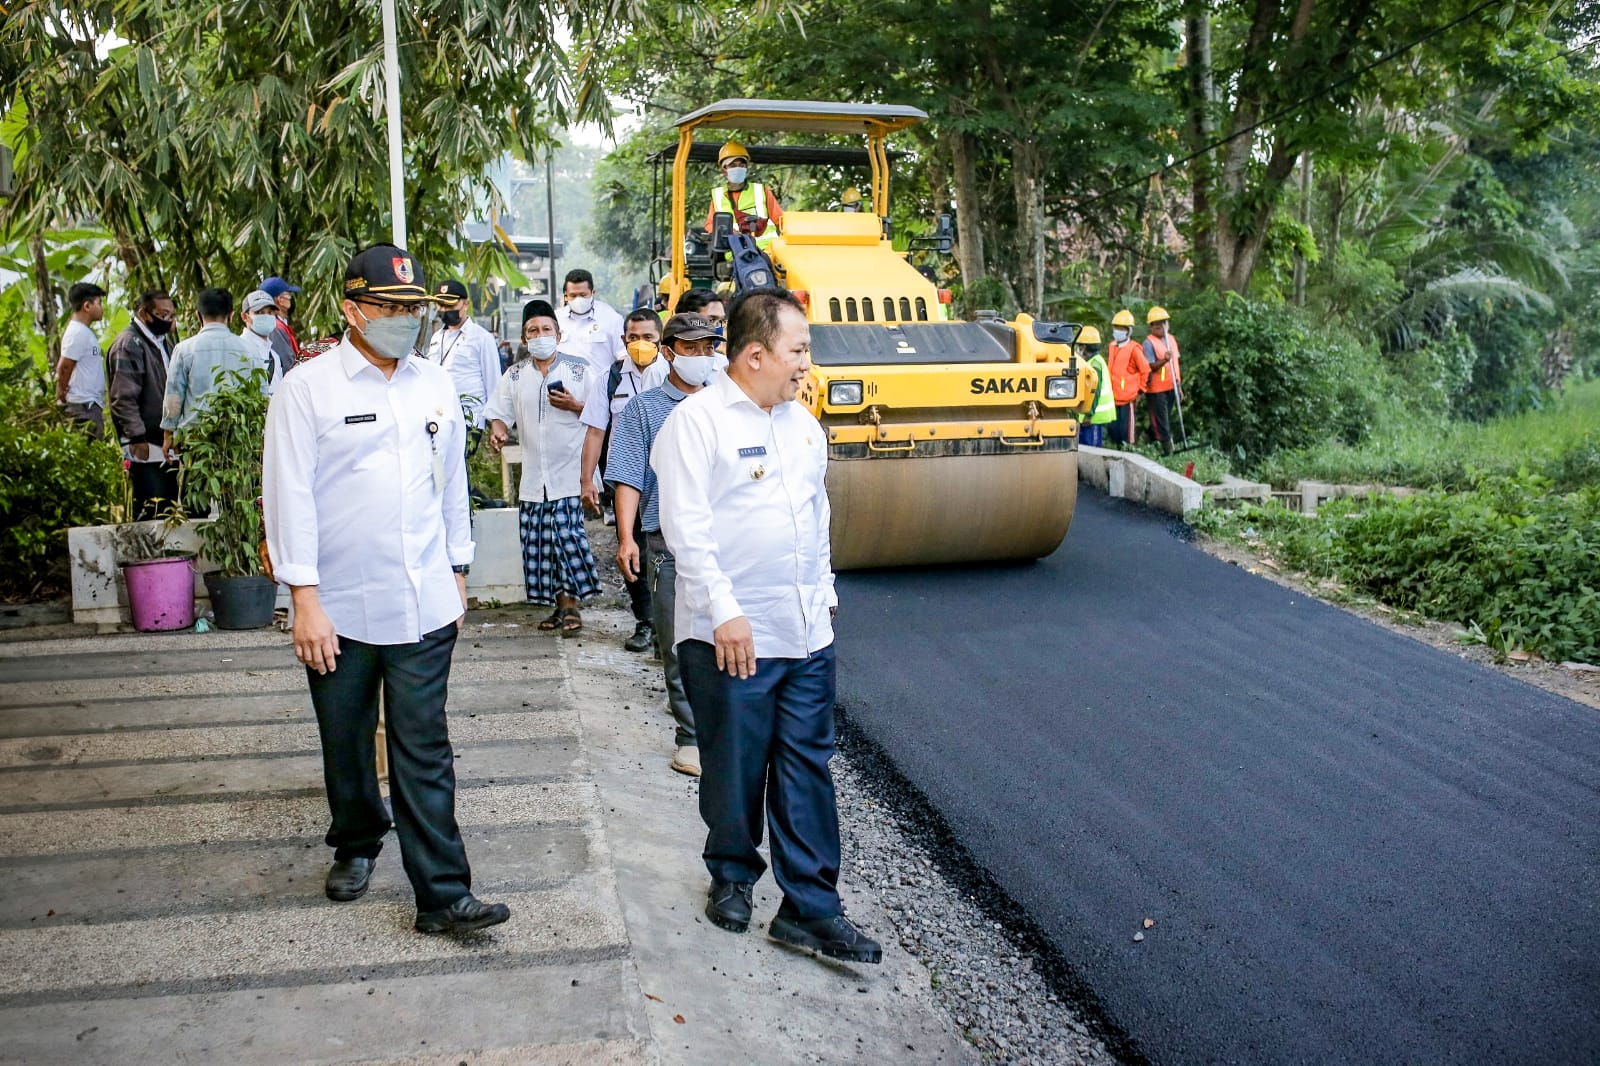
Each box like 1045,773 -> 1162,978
1106,309 -> 1149,448
1077,326 -> 1115,448
1143,306 -> 1181,454
839,186 -> 865,213
706,141 -> 784,252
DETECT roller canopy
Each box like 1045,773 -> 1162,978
809,323 -> 1016,366
673,99 -> 928,136
648,142 -> 907,167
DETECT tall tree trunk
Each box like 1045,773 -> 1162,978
1185,4 -> 1217,285
1293,152 -> 1312,306
949,131 -> 987,290
30,233 -> 59,371
1011,137 -> 1046,312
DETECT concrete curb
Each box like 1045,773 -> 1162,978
1076,446 -> 1271,517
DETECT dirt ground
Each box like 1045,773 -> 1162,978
1194,537 -> 1600,712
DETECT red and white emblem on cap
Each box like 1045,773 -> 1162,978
393,257 -> 414,283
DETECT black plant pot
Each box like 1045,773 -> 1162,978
202,572 -> 277,630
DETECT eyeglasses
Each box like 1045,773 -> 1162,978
355,299 -> 426,319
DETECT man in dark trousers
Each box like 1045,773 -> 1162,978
652,287 -> 881,964
263,244 -> 509,935
108,289 -> 180,519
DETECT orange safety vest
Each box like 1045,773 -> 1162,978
1145,332 -> 1181,394
1106,339 -> 1150,405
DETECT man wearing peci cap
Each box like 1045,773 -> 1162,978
605,312 -> 722,778
261,276 -> 302,356
263,243 -> 509,935
240,289 -> 297,394
425,280 -> 502,434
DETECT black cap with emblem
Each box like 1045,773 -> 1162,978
434,279 -> 469,302
343,243 -> 436,304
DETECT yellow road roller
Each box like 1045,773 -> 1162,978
653,99 -> 1097,569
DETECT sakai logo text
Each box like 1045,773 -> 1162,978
969,377 -> 1037,395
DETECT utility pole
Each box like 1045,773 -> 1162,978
545,152 -> 557,298
381,0 -> 406,247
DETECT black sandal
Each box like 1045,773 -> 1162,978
559,608 -> 583,637
538,609 -> 564,631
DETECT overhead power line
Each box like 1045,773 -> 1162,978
1072,0 -> 1507,213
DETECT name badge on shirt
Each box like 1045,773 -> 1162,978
345,413 -> 377,424
738,446 -> 767,458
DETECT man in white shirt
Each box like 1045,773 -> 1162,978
652,287 -> 881,965
579,307 -> 669,654
56,281 -> 108,438
555,268 -> 625,379
263,243 -> 509,936
425,279 -> 502,436
485,300 -> 601,636
240,288 -> 296,394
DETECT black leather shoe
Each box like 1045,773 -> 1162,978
769,912 -> 883,964
624,622 -> 655,654
705,880 -> 754,933
415,894 -> 511,934
324,856 -> 374,902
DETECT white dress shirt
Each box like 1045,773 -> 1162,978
579,357 -> 669,431
556,300 -> 626,379
61,319 -> 106,407
262,337 -> 474,646
241,329 -> 281,395
482,354 -> 591,502
652,371 -> 837,659
425,318 -> 502,428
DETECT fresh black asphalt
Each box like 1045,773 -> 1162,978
834,488 -> 1600,1066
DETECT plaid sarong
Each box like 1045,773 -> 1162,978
518,497 -> 601,605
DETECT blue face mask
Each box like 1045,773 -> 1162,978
725,167 -> 748,187
248,314 -> 277,337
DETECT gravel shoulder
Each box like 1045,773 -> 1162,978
1192,535 -> 1600,712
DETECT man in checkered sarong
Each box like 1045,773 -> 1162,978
485,300 -> 601,636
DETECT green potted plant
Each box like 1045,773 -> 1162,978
177,367 -> 276,629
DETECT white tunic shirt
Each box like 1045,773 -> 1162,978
652,371 -> 838,659
424,318 -> 502,428
262,337 -> 474,646
61,318 -> 106,407
579,357 -> 669,431
556,300 -> 626,379
482,354 -> 591,502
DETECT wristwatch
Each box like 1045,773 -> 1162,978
451,564 -> 470,575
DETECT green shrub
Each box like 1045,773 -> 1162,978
176,370 -> 270,578
0,385 -> 125,600
1195,481 -> 1600,662
1177,293 -> 1389,467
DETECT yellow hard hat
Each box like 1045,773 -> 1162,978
1112,309 -> 1135,327
718,141 -> 750,167
1147,305 -> 1170,324
1077,325 -> 1102,345
840,186 -> 862,205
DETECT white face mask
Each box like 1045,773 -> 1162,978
671,354 -> 716,387
725,166 -> 748,187
526,336 -> 559,360
248,313 -> 277,337
1113,328 -> 1129,343
567,295 -> 593,316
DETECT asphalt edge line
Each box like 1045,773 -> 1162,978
835,701 -> 1152,1066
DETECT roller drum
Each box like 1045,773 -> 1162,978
826,448 -> 1078,570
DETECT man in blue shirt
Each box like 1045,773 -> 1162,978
605,313 -> 721,778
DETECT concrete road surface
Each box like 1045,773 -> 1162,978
834,489 -> 1600,1065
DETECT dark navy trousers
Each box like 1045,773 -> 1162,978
679,640 -> 843,920
305,623 -> 472,912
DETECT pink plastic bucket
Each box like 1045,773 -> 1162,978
123,556 -> 196,632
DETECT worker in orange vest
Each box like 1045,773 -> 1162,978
1142,306 -> 1181,454
1106,309 -> 1150,449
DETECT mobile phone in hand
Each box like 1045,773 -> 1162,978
548,382 -> 566,394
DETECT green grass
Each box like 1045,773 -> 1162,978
1251,378 -> 1600,491
1129,443 -> 1234,485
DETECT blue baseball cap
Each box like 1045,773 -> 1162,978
261,276 -> 301,298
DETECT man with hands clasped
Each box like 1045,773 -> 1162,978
262,244 -> 509,936
651,288 -> 881,964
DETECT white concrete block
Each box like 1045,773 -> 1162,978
467,506 -> 524,606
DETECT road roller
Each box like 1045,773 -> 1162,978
652,98 -> 1097,569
